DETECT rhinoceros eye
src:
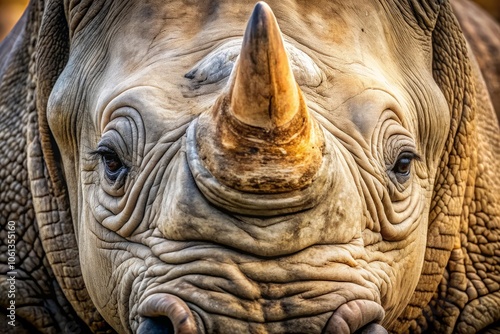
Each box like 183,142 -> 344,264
394,155 -> 412,176
392,152 -> 419,182
103,153 -> 122,174
94,147 -> 127,182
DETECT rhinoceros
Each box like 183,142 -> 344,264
1,0 -> 499,333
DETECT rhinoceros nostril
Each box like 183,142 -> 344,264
323,300 -> 386,334
356,323 -> 388,334
137,316 -> 175,334
137,293 -> 198,334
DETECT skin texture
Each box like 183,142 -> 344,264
0,0 -> 499,333
452,0 -> 500,124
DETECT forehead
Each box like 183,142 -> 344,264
72,0 -> 411,48
62,0 -> 436,128
74,0 -> 426,77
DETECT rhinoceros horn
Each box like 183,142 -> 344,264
231,2 -> 301,129
194,1 -> 324,194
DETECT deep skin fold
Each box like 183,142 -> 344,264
1,0 -> 499,333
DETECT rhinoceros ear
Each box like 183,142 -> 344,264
392,0 -> 479,331
25,0 -> 112,332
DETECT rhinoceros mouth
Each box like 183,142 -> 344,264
128,240 -> 386,333
135,292 -> 386,334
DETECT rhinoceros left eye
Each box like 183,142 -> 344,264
394,155 -> 412,176
392,152 -> 419,182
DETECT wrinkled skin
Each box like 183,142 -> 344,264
452,0 -> 500,123
0,0 -> 499,333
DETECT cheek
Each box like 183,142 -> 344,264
401,219 -> 427,278
401,218 -> 428,300
383,213 -> 428,324
79,202 -> 120,326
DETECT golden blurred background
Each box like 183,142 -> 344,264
475,0 -> 500,20
0,0 -> 499,42
0,0 -> 28,41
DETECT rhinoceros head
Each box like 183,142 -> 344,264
26,0 -> 477,333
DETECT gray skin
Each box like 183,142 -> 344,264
0,0 -> 499,333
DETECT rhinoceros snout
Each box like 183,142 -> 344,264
137,294 -> 199,334
324,300 -> 387,334
137,317 -> 174,334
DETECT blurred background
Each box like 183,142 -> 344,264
475,0 -> 500,20
0,0 -> 499,42
0,0 -> 28,41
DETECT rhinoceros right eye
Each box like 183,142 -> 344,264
94,147 -> 128,182
103,154 -> 123,177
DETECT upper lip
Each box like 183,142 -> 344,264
135,293 -> 386,334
